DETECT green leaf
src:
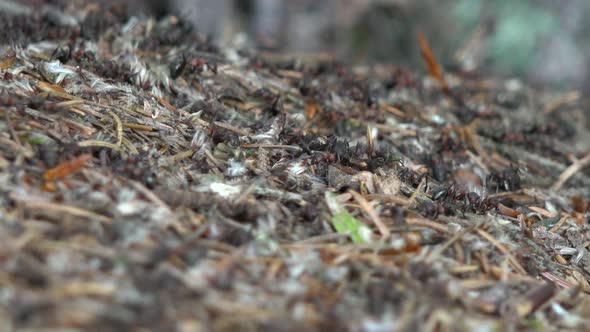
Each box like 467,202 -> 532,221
25,136 -> 47,145
332,212 -> 369,244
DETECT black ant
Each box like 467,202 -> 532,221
397,166 -> 429,189
418,200 -> 439,218
326,137 -> 353,163
252,88 -> 276,103
169,53 -> 188,79
424,154 -> 447,182
51,44 -> 72,63
431,183 -> 465,201
486,165 -> 521,192
431,183 -> 497,215
465,191 -> 497,213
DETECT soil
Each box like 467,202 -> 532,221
0,2 -> 589,331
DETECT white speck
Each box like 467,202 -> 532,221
190,129 -> 210,153
116,201 -> 142,215
360,313 -> 396,332
45,60 -> 77,84
122,17 -> 139,33
226,159 -> 247,177
287,161 -> 306,177
390,237 -> 406,250
505,79 -> 522,91
209,183 -> 241,199
359,226 -> 374,243
430,114 -> 446,125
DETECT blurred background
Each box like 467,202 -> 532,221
33,0 -> 590,91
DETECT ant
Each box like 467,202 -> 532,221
465,191 -> 497,213
252,88 -> 276,103
431,182 -> 464,201
431,183 -> 497,215
169,53 -> 188,79
326,137 -> 353,163
418,200 -> 439,218
397,166 -> 428,188
51,44 -> 72,63
486,165 -> 521,192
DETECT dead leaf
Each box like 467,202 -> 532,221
43,154 -> 92,181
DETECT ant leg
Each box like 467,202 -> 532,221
417,173 -> 427,191
459,206 -> 467,218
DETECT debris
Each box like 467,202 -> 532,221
0,2 -> 589,331
418,32 -> 449,93
43,154 -> 92,181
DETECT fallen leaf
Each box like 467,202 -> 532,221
43,154 -> 92,181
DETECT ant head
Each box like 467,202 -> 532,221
467,192 -> 481,205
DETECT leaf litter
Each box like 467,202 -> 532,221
0,1 -> 589,331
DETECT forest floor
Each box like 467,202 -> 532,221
0,2 -> 590,331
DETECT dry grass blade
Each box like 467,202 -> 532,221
426,221 -> 480,263
241,144 -> 302,151
475,229 -> 527,275
407,176 -> 426,207
56,99 -> 86,109
380,103 -> 406,117
108,110 -> 123,147
349,190 -> 390,239
548,215 -> 572,233
544,91 -> 580,114
0,136 -> 33,157
366,194 -> 410,206
63,118 -> 94,136
540,272 -> 579,290
191,117 -> 250,136
3,109 -> 21,145
36,81 -> 67,94
77,140 -> 123,153
552,151 -> 590,190
405,217 -> 449,234
155,96 -> 178,113
1,3 -> 589,331
17,201 -> 112,224
167,150 -> 194,163
52,282 -> 117,299
128,180 -> 172,210
511,282 -> 558,318
122,123 -> 154,131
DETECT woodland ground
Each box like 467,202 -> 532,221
0,2 -> 589,331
